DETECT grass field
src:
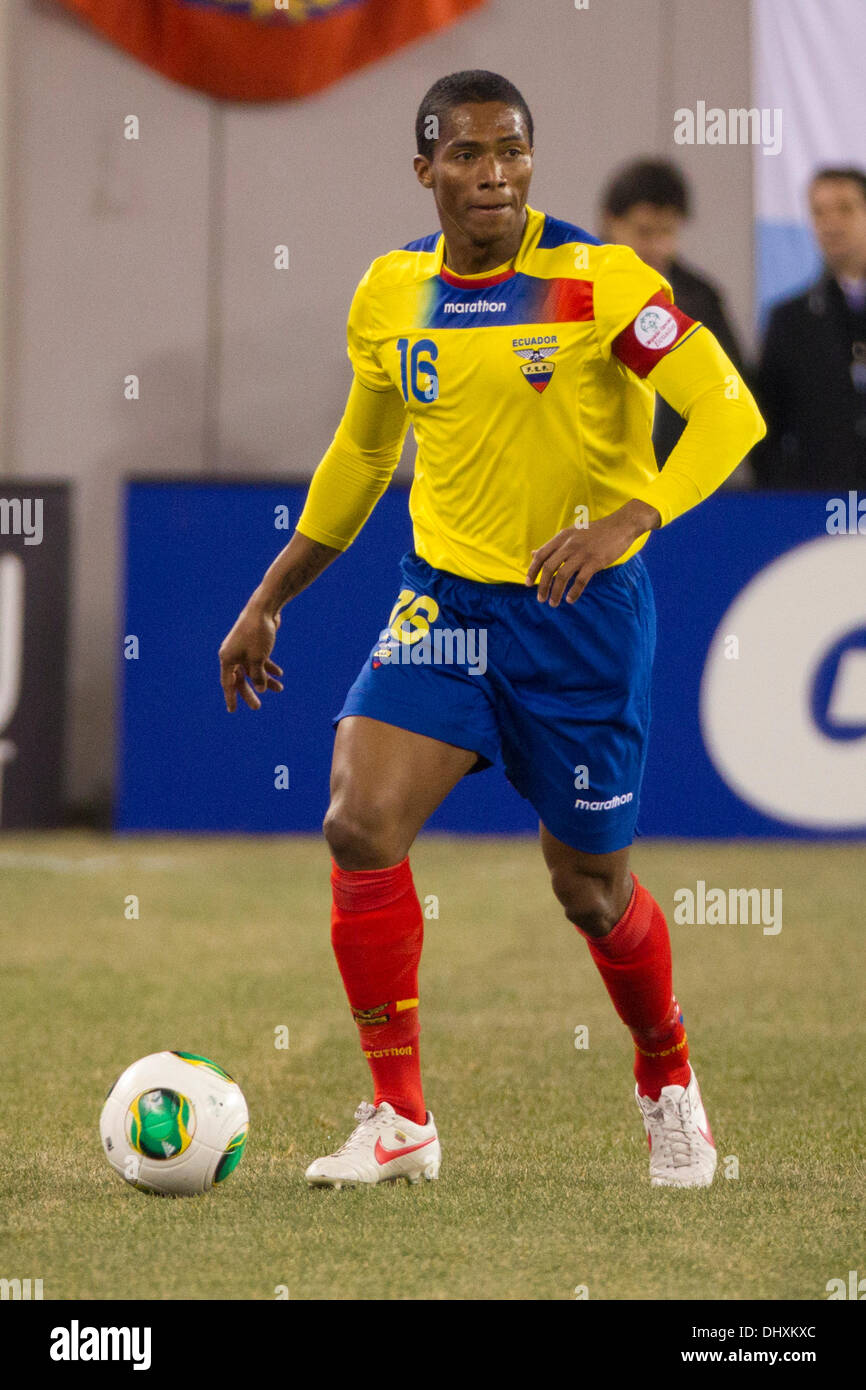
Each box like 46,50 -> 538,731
1,831 -> 862,1302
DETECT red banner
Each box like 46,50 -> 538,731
54,0 -> 487,101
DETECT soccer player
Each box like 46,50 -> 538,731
218,71 -> 765,1189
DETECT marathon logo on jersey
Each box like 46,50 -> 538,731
443,299 -> 507,315
612,291 -> 699,379
513,336 -> 560,393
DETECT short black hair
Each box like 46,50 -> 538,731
415,70 -> 533,161
601,158 -> 691,219
810,166 -> 866,202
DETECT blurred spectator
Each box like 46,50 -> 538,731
753,167 -> 866,490
600,158 -> 747,469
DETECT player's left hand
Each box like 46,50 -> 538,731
526,504 -> 658,606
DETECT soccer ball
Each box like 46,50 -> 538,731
100,1050 -> 249,1196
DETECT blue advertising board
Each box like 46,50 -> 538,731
118,483 -> 866,838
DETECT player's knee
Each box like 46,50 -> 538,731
322,796 -> 406,870
549,868 -> 620,938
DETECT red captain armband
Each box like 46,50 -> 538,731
611,291 -> 699,378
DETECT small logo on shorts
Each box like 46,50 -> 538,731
574,792 -> 634,810
372,644 -> 398,669
372,629 -> 399,669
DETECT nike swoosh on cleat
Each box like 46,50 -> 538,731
374,1136 -> 436,1165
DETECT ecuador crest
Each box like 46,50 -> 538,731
514,344 -> 559,393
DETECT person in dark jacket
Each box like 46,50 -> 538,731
753,167 -> 866,491
600,158 -> 747,468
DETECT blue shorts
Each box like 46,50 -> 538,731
335,550 -> 656,853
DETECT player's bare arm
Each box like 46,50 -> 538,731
219,374 -> 408,713
218,532 -> 340,712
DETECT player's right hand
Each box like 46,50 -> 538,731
218,604 -> 284,712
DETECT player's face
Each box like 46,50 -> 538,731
809,179 -> 866,275
604,204 -> 682,274
414,102 -> 533,250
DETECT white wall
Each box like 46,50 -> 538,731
3,0 -> 754,812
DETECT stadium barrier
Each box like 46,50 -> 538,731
118,481 -> 866,838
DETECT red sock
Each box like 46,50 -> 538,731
330,857 -> 426,1125
577,874 -> 690,1100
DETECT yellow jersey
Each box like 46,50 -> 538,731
297,204 -> 764,582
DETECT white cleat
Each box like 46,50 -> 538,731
635,1065 -> 717,1188
305,1101 -> 441,1189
